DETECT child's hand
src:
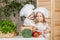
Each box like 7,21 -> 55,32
44,27 -> 50,34
32,27 -> 37,32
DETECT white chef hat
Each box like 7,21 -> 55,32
20,4 -> 35,17
34,7 -> 49,18
24,9 -> 34,17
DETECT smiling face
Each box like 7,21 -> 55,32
36,12 -> 46,23
28,12 -> 35,20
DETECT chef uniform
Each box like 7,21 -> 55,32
34,7 -> 50,40
20,4 -> 36,27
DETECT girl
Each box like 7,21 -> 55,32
34,7 -> 50,40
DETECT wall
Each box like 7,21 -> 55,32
54,0 -> 60,40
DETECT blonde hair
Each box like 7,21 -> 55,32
35,12 -> 46,23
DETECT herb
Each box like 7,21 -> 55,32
0,19 -> 17,34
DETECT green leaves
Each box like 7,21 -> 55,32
0,19 -> 17,34
0,0 -> 32,17
25,0 -> 32,4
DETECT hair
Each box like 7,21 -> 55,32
35,12 -> 46,23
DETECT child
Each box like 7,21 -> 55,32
34,7 -> 50,39
20,4 -> 36,27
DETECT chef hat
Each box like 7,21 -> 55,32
34,7 -> 49,18
23,4 -> 35,9
24,9 -> 34,17
20,4 -> 35,17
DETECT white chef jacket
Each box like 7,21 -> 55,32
24,18 -> 36,27
36,22 -> 50,38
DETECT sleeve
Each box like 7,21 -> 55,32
44,23 -> 51,33
45,23 -> 51,30
24,18 -> 29,26
43,23 -> 50,38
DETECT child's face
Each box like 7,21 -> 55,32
36,12 -> 43,22
28,12 -> 35,20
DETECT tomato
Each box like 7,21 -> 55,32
32,31 -> 42,38
38,32 -> 41,35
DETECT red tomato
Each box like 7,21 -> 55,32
32,31 -> 42,38
38,32 -> 42,35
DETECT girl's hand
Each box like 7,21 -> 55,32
44,27 -> 50,34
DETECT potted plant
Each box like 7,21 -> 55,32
0,19 -> 17,38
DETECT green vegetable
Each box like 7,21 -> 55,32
0,19 -> 17,34
22,29 -> 32,38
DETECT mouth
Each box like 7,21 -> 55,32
31,18 -> 35,20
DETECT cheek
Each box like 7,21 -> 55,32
40,17 -> 43,20
37,17 -> 43,21
29,15 -> 34,18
